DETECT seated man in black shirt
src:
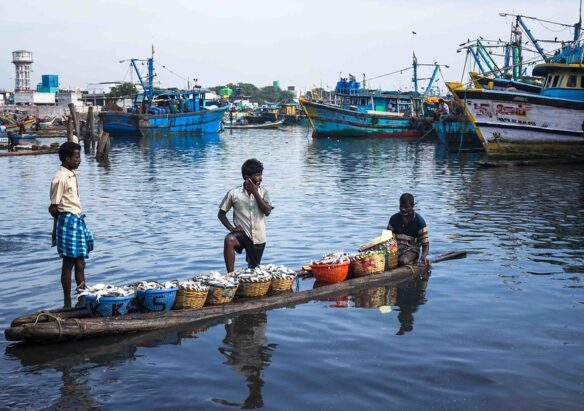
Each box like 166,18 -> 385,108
387,193 -> 430,266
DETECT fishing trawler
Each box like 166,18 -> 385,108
300,57 -> 443,138
446,14 -> 584,159
99,51 -> 227,137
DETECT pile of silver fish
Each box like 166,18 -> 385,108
78,283 -> 135,300
229,264 -> 297,282
133,280 -> 178,291
194,272 -> 239,289
262,264 -> 296,280
178,280 -> 209,292
312,252 -> 353,265
229,267 -> 272,283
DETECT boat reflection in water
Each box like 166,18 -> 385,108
214,313 -> 276,409
352,272 -> 430,335
4,325 -> 206,409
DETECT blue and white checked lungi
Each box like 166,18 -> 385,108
56,213 -> 94,259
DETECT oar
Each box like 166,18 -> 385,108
429,250 -> 467,264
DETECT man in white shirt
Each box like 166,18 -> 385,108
218,159 -> 273,273
49,142 -> 94,307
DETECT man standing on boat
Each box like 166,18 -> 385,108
49,142 -> 94,308
437,98 -> 450,117
387,193 -> 429,266
218,159 -> 273,273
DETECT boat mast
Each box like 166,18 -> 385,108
412,51 -> 419,116
412,51 -> 418,95
576,0 -> 582,42
423,64 -> 441,98
148,45 -> 154,102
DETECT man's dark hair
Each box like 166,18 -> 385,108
400,193 -> 415,206
241,158 -> 264,178
59,142 -> 81,163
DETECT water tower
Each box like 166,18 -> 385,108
12,50 -> 33,91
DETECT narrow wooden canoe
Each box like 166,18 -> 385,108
224,119 -> 285,129
5,264 -> 428,344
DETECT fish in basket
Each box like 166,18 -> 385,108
79,284 -> 135,317
310,252 -> 353,283
359,230 -> 398,270
134,281 -> 179,313
268,265 -> 297,292
229,267 -> 272,297
173,280 -> 209,309
194,273 -> 239,305
350,250 -> 386,277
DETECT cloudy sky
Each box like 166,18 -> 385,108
0,0 -> 580,93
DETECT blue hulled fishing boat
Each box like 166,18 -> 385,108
99,52 -> 227,137
300,57 -> 442,138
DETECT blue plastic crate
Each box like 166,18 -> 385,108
85,294 -> 134,317
135,288 -> 178,312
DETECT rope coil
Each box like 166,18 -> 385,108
29,310 -> 84,340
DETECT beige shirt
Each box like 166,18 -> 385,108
220,185 -> 272,244
50,165 -> 82,216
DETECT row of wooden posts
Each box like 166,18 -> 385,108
66,103 -> 110,160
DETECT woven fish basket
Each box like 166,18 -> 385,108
269,277 -> 296,292
383,239 -> 399,270
173,288 -> 209,310
350,252 -> 386,277
237,279 -> 271,298
206,285 -> 238,305
363,239 -> 399,271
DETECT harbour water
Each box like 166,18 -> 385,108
1,127 -> 583,409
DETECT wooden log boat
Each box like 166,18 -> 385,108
5,251 -> 465,344
0,148 -> 58,157
224,119 -> 285,129
5,264 -> 428,344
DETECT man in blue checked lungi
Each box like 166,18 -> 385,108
49,142 -> 94,308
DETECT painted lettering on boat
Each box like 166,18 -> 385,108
496,117 -> 537,126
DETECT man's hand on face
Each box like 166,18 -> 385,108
245,177 -> 259,194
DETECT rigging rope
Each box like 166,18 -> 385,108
155,62 -> 190,84
364,66 -> 413,82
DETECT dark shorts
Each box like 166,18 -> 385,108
231,231 -> 266,268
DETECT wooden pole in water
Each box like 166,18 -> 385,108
85,106 -> 94,153
66,117 -> 74,142
68,103 -> 80,141
96,132 -> 110,160
93,118 -> 103,152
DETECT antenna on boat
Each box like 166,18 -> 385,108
577,0 -> 583,41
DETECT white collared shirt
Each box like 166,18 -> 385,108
50,165 -> 82,216
219,184 -> 272,244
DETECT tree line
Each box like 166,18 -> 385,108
108,82 -> 294,104
209,83 -> 294,104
